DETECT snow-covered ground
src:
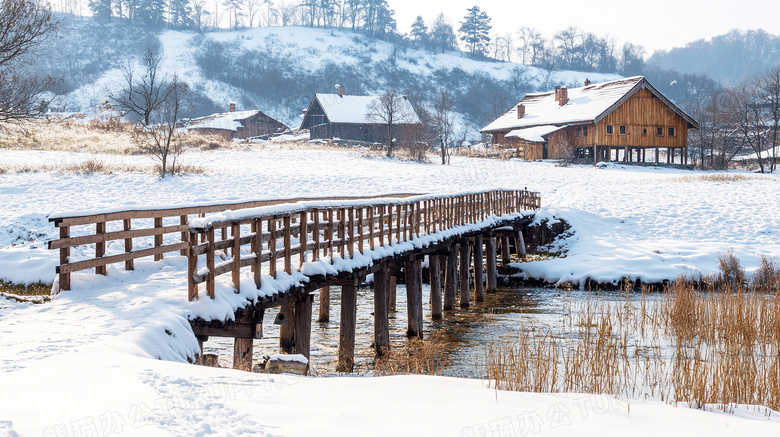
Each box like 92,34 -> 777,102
2,147 -> 780,435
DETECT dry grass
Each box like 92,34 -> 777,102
666,174 -> 766,183
0,279 -> 51,296
373,338 -> 449,375
481,253 -> 780,411
0,159 -> 205,175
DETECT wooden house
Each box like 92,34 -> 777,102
188,103 -> 288,141
300,88 -> 422,143
481,77 -> 699,164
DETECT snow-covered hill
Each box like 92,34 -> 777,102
46,17 -> 620,134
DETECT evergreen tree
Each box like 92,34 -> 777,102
89,0 -> 113,20
362,0 -> 395,37
410,15 -> 427,44
429,13 -> 456,52
134,0 -> 167,27
168,0 -> 194,28
458,5 -> 491,56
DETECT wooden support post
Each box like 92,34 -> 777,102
459,241 -> 471,308
96,221 -> 106,275
279,302 -> 295,353
655,147 -> 660,164
232,223 -> 241,293
405,260 -> 423,339
59,225 -> 71,291
268,218 -> 277,278
188,232 -> 198,301
283,215 -> 292,274
348,207 -> 355,258
326,210 -> 334,261
153,217 -> 162,262
357,207 -> 364,253
180,215 -> 188,256
233,337 -> 253,372
123,219 -> 133,271
429,255 -> 442,320
474,237 -> 484,302
318,286 -> 330,322
312,210 -> 320,261
299,211 -> 308,267
294,295 -> 313,360
338,209 -> 346,258
337,280 -> 358,372
486,236 -> 497,292
221,227 -> 228,257
444,247 -> 457,311
373,267 -> 390,355
206,227 -> 215,299
515,228 -> 527,257
252,219 -> 261,289
388,274 -> 397,312
368,207 -> 375,250
501,236 -> 511,264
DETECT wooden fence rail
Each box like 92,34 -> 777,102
185,189 -> 540,301
48,194 -> 418,292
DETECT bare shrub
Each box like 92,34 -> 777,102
752,255 -> 780,292
373,339 -> 448,375
718,249 -> 745,290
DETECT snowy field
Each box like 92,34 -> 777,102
1,146 -> 780,435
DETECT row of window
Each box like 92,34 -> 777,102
606,125 -> 675,137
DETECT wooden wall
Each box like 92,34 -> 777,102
594,89 -> 688,149
235,113 -> 288,138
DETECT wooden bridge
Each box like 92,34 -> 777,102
49,189 -> 540,372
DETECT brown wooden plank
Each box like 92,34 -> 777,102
95,222 -> 106,275
337,280 -> 358,372
49,223 -> 190,250
206,228 -> 215,299
299,211 -> 308,266
232,223 -> 241,293
123,219 -> 134,271
283,215 -> 292,274
59,242 -> 189,274
58,225 -> 70,291
154,217 -> 164,262
188,233 -> 198,301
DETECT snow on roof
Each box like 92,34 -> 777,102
482,76 -> 685,133
315,93 -> 421,125
505,125 -> 564,142
188,110 -> 261,132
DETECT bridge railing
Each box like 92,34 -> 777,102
47,194 -> 416,292
185,189 -> 540,301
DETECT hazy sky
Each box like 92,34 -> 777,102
388,0 -> 780,55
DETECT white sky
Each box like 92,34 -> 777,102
388,0 -> 780,55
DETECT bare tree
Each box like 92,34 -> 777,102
0,0 -> 58,122
430,90 -> 455,164
728,78 -> 769,172
133,74 -> 190,177
758,65 -> 780,172
367,90 -> 415,158
110,39 -> 170,126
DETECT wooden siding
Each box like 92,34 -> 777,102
595,89 -> 688,149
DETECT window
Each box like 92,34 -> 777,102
575,126 -> 581,137
668,127 -> 676,137
642,128 -> 647,135
606,125 -> 613,134
583,126 -> 588,136
657,127 -> 664,136
619,125 -> 626,135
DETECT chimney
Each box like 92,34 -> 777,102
584,78 -> 591,86
558,86 -> 568,106
338,86 -> 345,97
516,104 -> 525,119
554,87 -> 560,102
229,102 -> 236,112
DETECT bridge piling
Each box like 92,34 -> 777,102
486,236 -> 497,292
337,279 -> 359,372
294,295 -> 313,360
279,303 -> 295,353
373,267 -> 390,355
429,255 -> 443,320
405,259 -> 423,339
388,273 -> 397,312
318,286 -> 330,322
501,236 -> 511,264
459,241 -> 471,308
516,227 -> 527,257
474,236 -> 485,302
233,337 -> 253,371
444,247 -> 457,311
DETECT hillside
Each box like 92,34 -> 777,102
41,16 -> 620,135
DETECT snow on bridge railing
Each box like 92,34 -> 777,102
185,189 -> 541,301
47,193 -> 418,292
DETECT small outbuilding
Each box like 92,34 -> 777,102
481,76 -> 699,164
300,87 -> 422,143
188,103 -> 288,141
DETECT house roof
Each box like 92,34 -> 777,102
313,93 -> 421,125
505,125 -> 563,142
188,110 -> 263,132
481,76 -> 699,133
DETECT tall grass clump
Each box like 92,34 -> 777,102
480,252 -> 780,411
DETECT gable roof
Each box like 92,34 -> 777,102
188,110 -> 264,132
481,76 -> 699,133
312,93 -> 421,125
506,125 -> 564,142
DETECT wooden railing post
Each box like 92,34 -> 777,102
283,215 -> 292,274
299,211 -> 308,267
188,231 -> 198,301
312,210 -> 320,261
180,215 -> 188,256
206,227 -> 215,299
357,207 -> 364,254
326,209 -> 334,262
347,207 -> 355,259
268,217 -> 277,278
232,222 -> 241,293
96,221 -> 106,275
58,225 -> 71,291
368,207 -> 375,250
123,219 -> 134,271
154,217 -> 163,261
252,218 -> 261,289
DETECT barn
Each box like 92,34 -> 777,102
481,76 -> 699,164
188,103 -> 288,141
300,88 -> 421,144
